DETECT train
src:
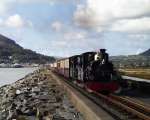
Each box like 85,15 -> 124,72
50,49 -> 122,94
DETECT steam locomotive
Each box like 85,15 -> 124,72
50,49 -> 121,93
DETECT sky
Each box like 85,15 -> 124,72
0,0 -> 150,57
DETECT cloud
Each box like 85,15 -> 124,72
5,14 -> 25,28
0,0 -> 75,15
0,14 -> 32,28
64,31 -> 87,40
48,31 -> 103,56
128,34 -> 150,40
0,19 -> 3,25
74,0 -> 150,32
110,17 -> 150,33
15,0 -> 76,4
0,0 -> 50,16
0,0 -> 11,15
74,3 -> 112,30
136,48 -> 144,55
51,21 -> 63,32
0,0 -> 149,57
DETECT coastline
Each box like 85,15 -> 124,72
0,66 -> 39,68
0,67 -> 38,87
0,68 -> 84,120
0,63 -> 40,68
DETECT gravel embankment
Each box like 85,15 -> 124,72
0,69 -> 84,120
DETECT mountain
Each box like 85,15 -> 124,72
110,49 -> 150,68
140,49 -> 150,56
0,34 -> 55,64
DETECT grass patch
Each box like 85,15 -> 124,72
119,68 -> 150,80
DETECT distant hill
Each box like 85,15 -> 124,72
110,49 -> 150,68
140,49 -> 150,56
0,34 -> 55,64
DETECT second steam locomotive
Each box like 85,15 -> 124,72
51,49 -> 122,93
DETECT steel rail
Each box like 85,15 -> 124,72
52,72 -> 150,120
52,72 -> 121,120
94,92 -> 150,120
124,96 -> 150,108
109,94 -> 150,116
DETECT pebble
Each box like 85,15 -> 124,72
16,90 -> 21,95
0,68 -> 84,120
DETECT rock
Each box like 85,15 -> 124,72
30,92 -> 37,97
32,87 -> 40,93
23,109 -> 35,116
7,110 -> 17,120
16,90 -> 21,95
43,117 -> 51,120
0,68 -> 84,120
39,95 -> 52,101
16,115 -> 28,120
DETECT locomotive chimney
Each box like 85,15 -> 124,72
100,49 -> 106,54
100,49 -> 109,63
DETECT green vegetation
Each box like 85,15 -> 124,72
111,55 -> 150,69
110,49 -> 150,79
119,68 -> 150,80
0,34 -> 55,64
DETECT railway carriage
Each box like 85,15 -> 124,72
56,58 -> 69,77
64,58 -> 69,78
69,55 -> 79,80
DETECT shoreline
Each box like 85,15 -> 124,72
0,66 -> 39,68
0,68 -> 84,120
0,67 -> 39,87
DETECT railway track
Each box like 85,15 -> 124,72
53,72 -> 150,120
124,96 -> 150,108
94,92 -> 150,120
109,94 -> 150,117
